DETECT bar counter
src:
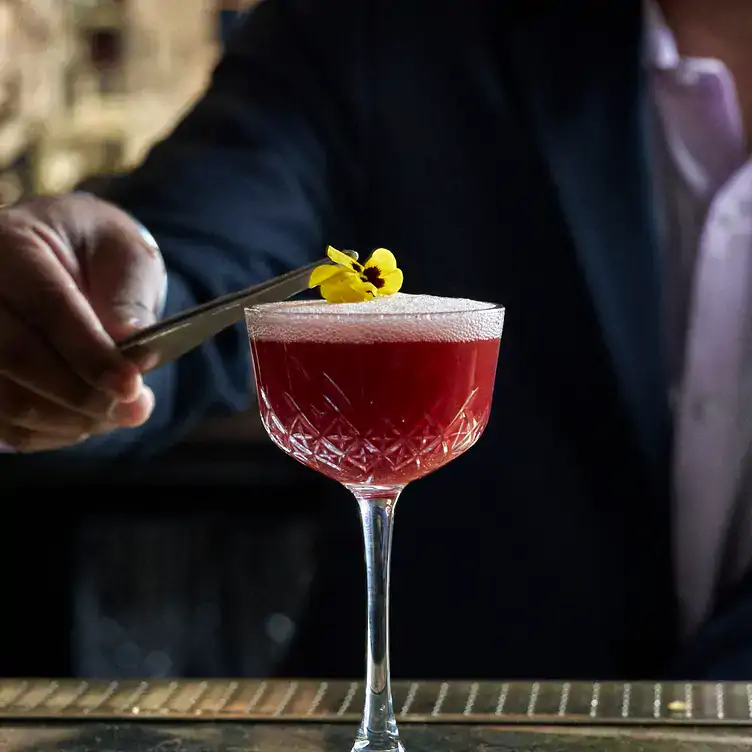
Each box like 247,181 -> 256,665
1,679 -> 751,751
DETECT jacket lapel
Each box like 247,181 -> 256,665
505,0 -> 670,483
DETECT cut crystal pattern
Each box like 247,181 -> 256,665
259,382 -> 488,486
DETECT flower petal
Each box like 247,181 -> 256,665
309,264 -> 346,288
337,287 -> 376,303
315,245 -> 401,302
364,248 -> 398,274
377,268 -> 403,296
326,245 -> 361,271
321,276 -> 376,303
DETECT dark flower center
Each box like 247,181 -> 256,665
362,266 -> 385,289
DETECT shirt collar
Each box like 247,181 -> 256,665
644,1 -> 681,70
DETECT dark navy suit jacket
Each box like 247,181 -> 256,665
86,0 -> 752,679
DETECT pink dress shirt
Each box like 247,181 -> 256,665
647,2 -> 752,636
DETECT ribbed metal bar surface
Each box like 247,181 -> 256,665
0,680 -> 750,725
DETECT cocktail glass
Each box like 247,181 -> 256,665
245,296 -> 504,752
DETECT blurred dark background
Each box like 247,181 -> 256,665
0,0 -> 336,679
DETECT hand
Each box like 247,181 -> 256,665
0,193 -> 167,452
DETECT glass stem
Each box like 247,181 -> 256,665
350,485 -> 403,752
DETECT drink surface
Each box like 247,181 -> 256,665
246,294 -> 504,486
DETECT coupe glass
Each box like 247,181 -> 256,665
245,297 -> 505,752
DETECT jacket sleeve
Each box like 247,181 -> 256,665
78,0 -> 368,456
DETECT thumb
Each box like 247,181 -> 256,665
84,210 -> 167,343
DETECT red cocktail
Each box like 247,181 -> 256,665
246,293 -> 504,752
251,337 -> 499,485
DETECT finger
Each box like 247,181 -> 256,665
125,346 -> 162,374
71,386 -> 154,432
0,215 -> 141,400
84,208 -> 166,341
0,304 -> 122,418
0,375 -> 154,435
0,425 -> 90,454
0,375 -> 100,436
0,306 -> 153,427
94,385 -> 155,431
111,385 -> 155,428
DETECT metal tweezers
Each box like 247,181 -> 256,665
118,253 -> 354,372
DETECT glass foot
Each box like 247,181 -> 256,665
350,731 -> 405,752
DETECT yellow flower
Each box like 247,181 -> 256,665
309,246 -> 404,303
